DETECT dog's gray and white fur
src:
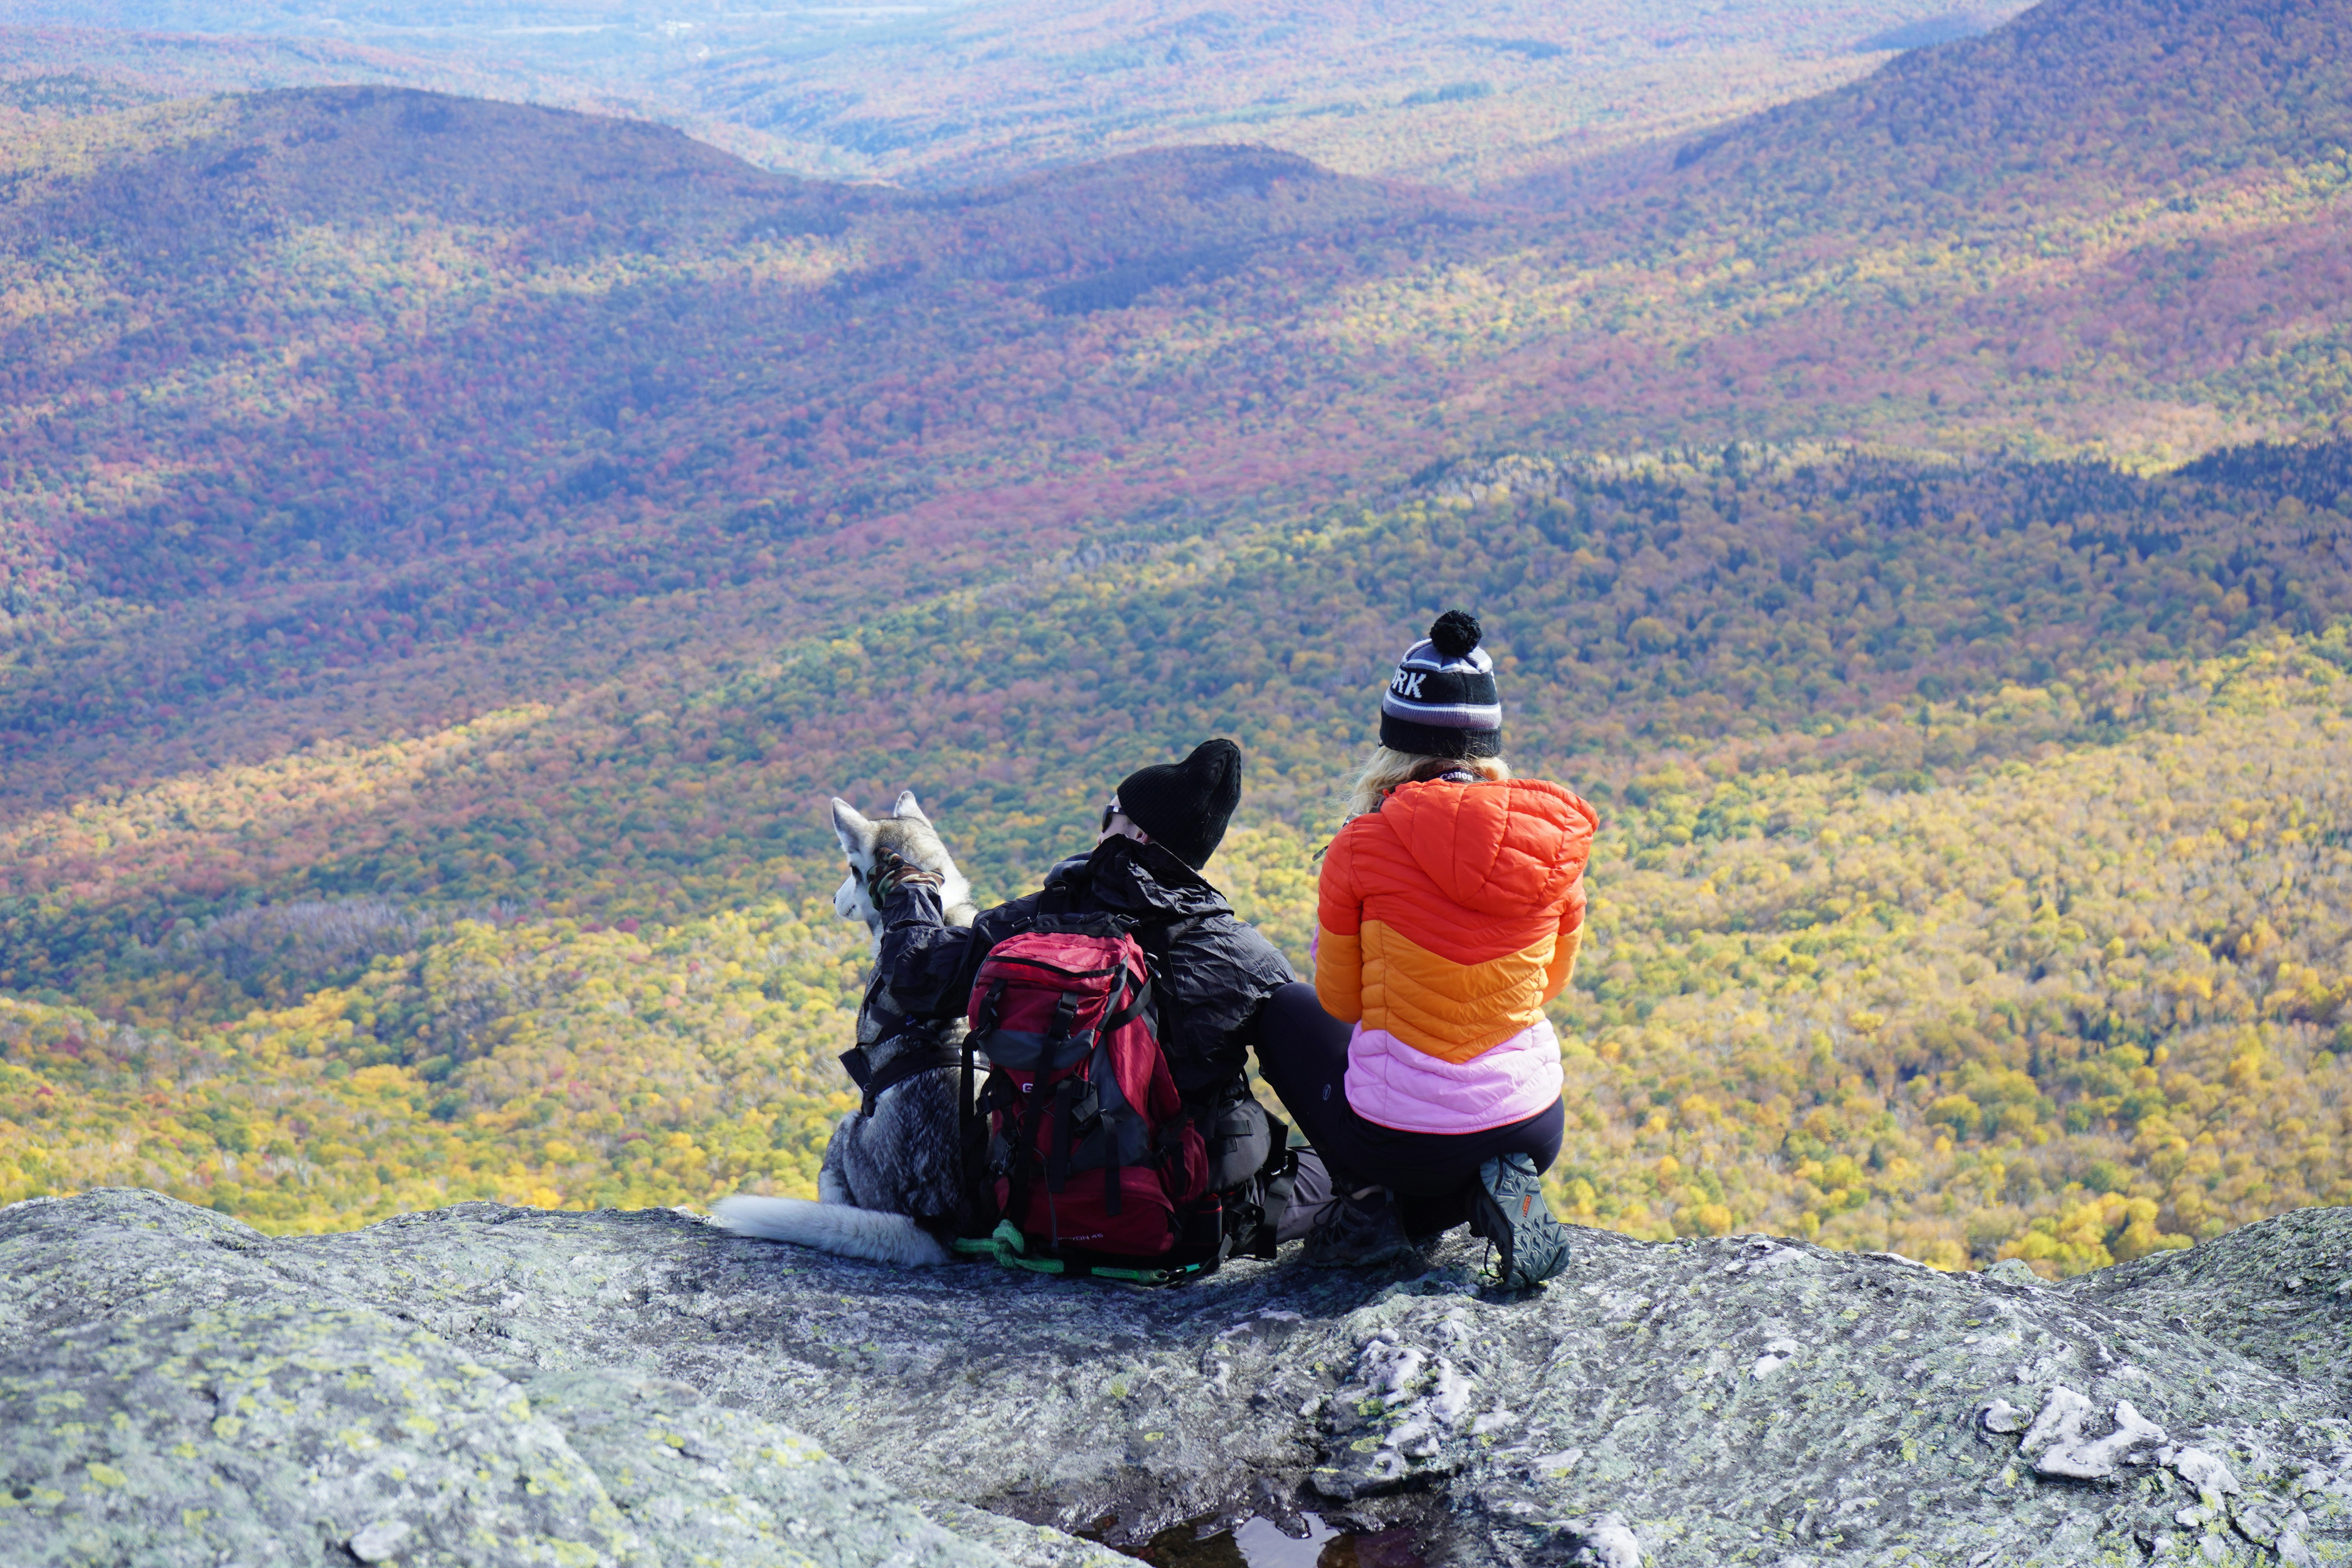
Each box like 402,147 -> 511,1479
712,791 -> 978,1267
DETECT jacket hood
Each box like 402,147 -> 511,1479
1374,777 -> 1596,912
1048,835 -> 1235,920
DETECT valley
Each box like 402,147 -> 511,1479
1,0 -> 2348,1283
6,442 -> 2349,1272
3,1 -> 2038,189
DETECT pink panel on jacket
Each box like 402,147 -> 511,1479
1342,1017 -> 1565,1134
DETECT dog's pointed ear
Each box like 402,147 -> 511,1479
893,790 -> 929,824
830,797 -> 878,856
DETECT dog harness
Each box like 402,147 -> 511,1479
839,1038 -> 962,1118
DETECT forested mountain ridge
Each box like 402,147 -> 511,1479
1586,0 -> 2352,215
1483,0 -> 2352,460
0,22 -> 542,127
7,0 -> 2352,811
5,1 -> 2037,191
0,87 -> 1510,817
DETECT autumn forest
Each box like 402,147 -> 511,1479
3,0 -> 2350,1278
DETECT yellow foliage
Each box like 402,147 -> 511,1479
2,631 -> 2348,1280
0,896 -> 869,1228
1999,1194 -> 2190,1279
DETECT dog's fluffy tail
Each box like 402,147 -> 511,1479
710,1196 -> 951,1268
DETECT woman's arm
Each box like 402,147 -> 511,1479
878,885 -> 1040,1019
1539,875 -> 1588,1002
1313,829 -> 1366,1024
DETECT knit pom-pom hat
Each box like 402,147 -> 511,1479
1379,610 -> 1500,759
1115,738 -> 1244,869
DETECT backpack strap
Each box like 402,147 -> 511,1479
971,978 -> 1006,1036
1045,1074 -> 1083,1194
1100,965 -> 1153,1035
1247,1139 -> 1298,1261
1035,872 -> 1080,917
1002,1073 -> 1047,1244
957,1029 -> 980,1219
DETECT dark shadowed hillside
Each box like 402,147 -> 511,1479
0,87 -> 1486,800
2,87 -> 850,258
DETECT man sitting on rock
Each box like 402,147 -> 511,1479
862,739 -> 1305,1256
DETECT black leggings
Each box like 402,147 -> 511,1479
1252,983 -> 1564,1237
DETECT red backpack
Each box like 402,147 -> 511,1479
951,924 -> 1224,1281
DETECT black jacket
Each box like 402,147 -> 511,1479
873,835 -> 1296,1105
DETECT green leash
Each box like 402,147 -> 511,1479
951,1220 -> 1210,1286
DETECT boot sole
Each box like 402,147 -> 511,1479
1472,1156 -> 1573,1288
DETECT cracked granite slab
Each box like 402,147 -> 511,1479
1,1189 -> 2346,1566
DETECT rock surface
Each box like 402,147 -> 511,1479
1,1190 -> 2347,1566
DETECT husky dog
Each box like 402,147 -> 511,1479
825,791 -> 977,949
713,791 -> 978,1268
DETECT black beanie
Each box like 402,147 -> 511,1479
1378,610 -> 1501,758
1115,739 -> 1243,870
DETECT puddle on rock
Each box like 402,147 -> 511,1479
1115,1512 -> 1430,1568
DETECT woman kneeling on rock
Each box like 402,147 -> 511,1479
1254,611 -> 1595,1288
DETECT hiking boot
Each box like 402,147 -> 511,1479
1468,1154 -> 1573,1289
1300,1185 -> 1415,1269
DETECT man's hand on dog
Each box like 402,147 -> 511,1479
866,852 -> 945,905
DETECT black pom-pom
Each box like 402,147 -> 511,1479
1428,609 -> 1481,659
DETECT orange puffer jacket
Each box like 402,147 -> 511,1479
1314,777 -> 1597,1132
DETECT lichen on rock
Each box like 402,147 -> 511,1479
2,1189 -> 2347,1566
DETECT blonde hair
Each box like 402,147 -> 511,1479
1341,745 -> 1510,824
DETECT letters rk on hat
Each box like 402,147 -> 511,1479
1379,610 -> 1501,759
